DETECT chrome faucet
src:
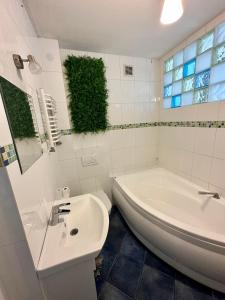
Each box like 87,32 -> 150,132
49,202 -> 71,226
198,191 -> 220,199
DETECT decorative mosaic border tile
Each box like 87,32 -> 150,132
60,120 -> 225,135
158,121 -> 225,128
39,133 -> 48,143
0,144 -> 17,167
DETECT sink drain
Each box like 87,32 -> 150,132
70,228 -> 79,236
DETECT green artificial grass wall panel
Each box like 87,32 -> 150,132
64,55 -> 108,134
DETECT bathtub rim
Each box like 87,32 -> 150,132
113,168 -> 225,248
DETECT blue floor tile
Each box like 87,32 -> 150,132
145,249 -> 176,277
103,225 -> 126,254
120,232 -> 145,264
137,264 -> 174,300
108,254 -> 142,298
96,249 -> 117,294
109,207 -> 129,232
99,282 -> 133,300
175,271 -> 212,300
212,291 -> 225,300
97,206 -> 221,300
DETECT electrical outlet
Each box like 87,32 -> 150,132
81,154 -> 98,167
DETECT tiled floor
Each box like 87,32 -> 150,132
95,206 -> 225,300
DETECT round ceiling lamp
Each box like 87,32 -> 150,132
160,0 -> 183,25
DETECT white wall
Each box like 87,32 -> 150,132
159,11 -> 225,198
0,1 -> 62,299
54,49 -> 160,197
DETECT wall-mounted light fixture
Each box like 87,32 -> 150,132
13,54 -> 42,74
160,0 -> 183,25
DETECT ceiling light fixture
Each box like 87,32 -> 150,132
160,0 -> 183,25
13,54 -> 42,74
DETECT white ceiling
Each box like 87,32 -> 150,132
24,0 -> 225,58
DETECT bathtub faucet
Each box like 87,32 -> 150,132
198,191 -> 220,199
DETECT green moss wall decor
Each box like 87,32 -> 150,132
0,76 -> 36,139
64,55 -> 108,134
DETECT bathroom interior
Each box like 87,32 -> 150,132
1,0 -> 225,299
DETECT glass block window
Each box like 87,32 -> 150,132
163,20 -> 225,109
210,63 -> 225,84
165,58 -> 173,72
213,43 -> 225,65
163,97 -> 171,109
196,51 -> 212,73
164,71 -> 173,85
171,95 -> 181,108
198,32 -> 214,54
184,42 -> 197,62
173,66 -> 183,81
214,21 -> 225,46
209,82 -> 225,101
172,81 -> 182,95
164,84 -> 172,97
183,59 -> 196,77
182,92 -> 193,106
194,88 -> 208,104
194,69 -> 210,89
174,51 -> 183,67
183,76 -> 194,92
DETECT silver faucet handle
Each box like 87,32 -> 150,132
198,191 -> 220,199
58,202 -> 70,208
57,209 -> 70,214
52,202 -> 70,213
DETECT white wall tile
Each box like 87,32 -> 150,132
42,72 -> 67,102
195,102 -> 220,121
109,129 -> 135,150
104,54 -> 120,80
107,79 -> 122,103
54,101 -> 70,129
192,154 -> 212,182
178,150 -> 193,176
121,103 -> 135,124
121,80 -> 135,102
108,104 -> 123,125
213,128 -> 225,159
194,128 -> 216,156
210,158 -> 225,190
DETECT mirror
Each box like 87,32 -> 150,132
0,76 -> 43,174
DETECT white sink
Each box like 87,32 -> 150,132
37,194 -> 109,279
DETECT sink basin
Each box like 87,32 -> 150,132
37,194 -> 109,279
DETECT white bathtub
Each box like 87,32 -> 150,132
112,167 -> 225,293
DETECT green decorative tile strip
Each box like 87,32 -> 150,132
60,121 -> 225,135
0,144 -> 17,167
39,133 -> 48,144
61,129 -> 72,135
158,121 -> 225,128
108,122 -> 158,130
